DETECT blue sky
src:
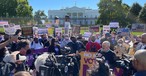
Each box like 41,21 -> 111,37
28,0 -> 145,15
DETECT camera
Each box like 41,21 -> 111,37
115,54 -> 136,76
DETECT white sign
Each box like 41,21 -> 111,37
0,21 -> 8,26
38,28 -> 48,35
14,25 -> 21,30
109,22 -> 119,28
55,28 -> 62,37
46,24 -> 52,28
103,26 -> 110,34
3,24 -> 16,35
33,27 -> 38,34
83,32 -> 92,38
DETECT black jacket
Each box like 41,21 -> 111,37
48,45 -> 61,55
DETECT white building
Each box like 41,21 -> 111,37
48,6 -> 99,26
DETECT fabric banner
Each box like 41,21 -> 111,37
79,52 -> 96,76
26,48 -> 48,66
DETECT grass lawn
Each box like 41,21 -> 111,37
132,32 -> 144,36
0,27 -> 4,33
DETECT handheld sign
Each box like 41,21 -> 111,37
103,26 -> 110,34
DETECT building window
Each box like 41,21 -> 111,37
50,15 -> 52,19
90,21 -> 92,25
80,21 -> 82,25
72,13 -> 77,18
67,13 -> 71,16
78,13 -> 83,18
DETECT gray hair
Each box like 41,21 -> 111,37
102,41 -> 110,47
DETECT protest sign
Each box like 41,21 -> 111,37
55,28 -> 62,37
33,27 -> 38,34
38,28 -> 48,35
48,27 -> 53,35
3,24 -> 16,35
21,26 -> 33,36
132,23 -> 145,32
103,26 -> 110,34
14,25 -> 21,30
46,23 -> 52,28
83,32 -> 92,40
0,21 -> 8,26
72,26 -> 80,35
79,52 -> 96,76
89,26 -> 99,32
109,22 -> 119,28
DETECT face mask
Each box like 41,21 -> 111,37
118,44 -> 122,46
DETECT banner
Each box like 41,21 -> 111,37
38,28 -> 48,35
103,26 -> 110,34
89,26 -> 99,32
79,52 -> 96,76
21,26 -> 33,36
3,24 -> 16,35
26,48 -> 48,66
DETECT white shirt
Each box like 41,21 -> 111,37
31,41 -> 43,50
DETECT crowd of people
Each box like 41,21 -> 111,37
0,29 -> 146,76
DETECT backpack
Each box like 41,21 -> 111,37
31,41 -> 43,46
0,61 -> 15,76
15,53 -> 27,72
89,43 -> 97,52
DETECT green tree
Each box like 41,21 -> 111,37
0,0 -> 18,17
16,0 -> 33,17
138,3 -> 146,23
97,0 -> 130,27
126,2 -> 142,24
34,10 -> 47,24
130,3 -> 142,16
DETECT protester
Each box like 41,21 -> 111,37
30,37 -> 43,50
67,36 -> 85,53
86,36 -> 101,52
114,39 -> 129,58
100,32 -> 117,50
39,34 -> 49,46
48,38 -> 61,55
136,33 -> 146,50
97,41 -> 117,69
60,34 -> 71,48
132,49 -> 146,76
0,35 -> 18,49
3,40 -> 30,72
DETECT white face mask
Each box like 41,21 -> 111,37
118,44 -> 122,46
65,37 -> 69,40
